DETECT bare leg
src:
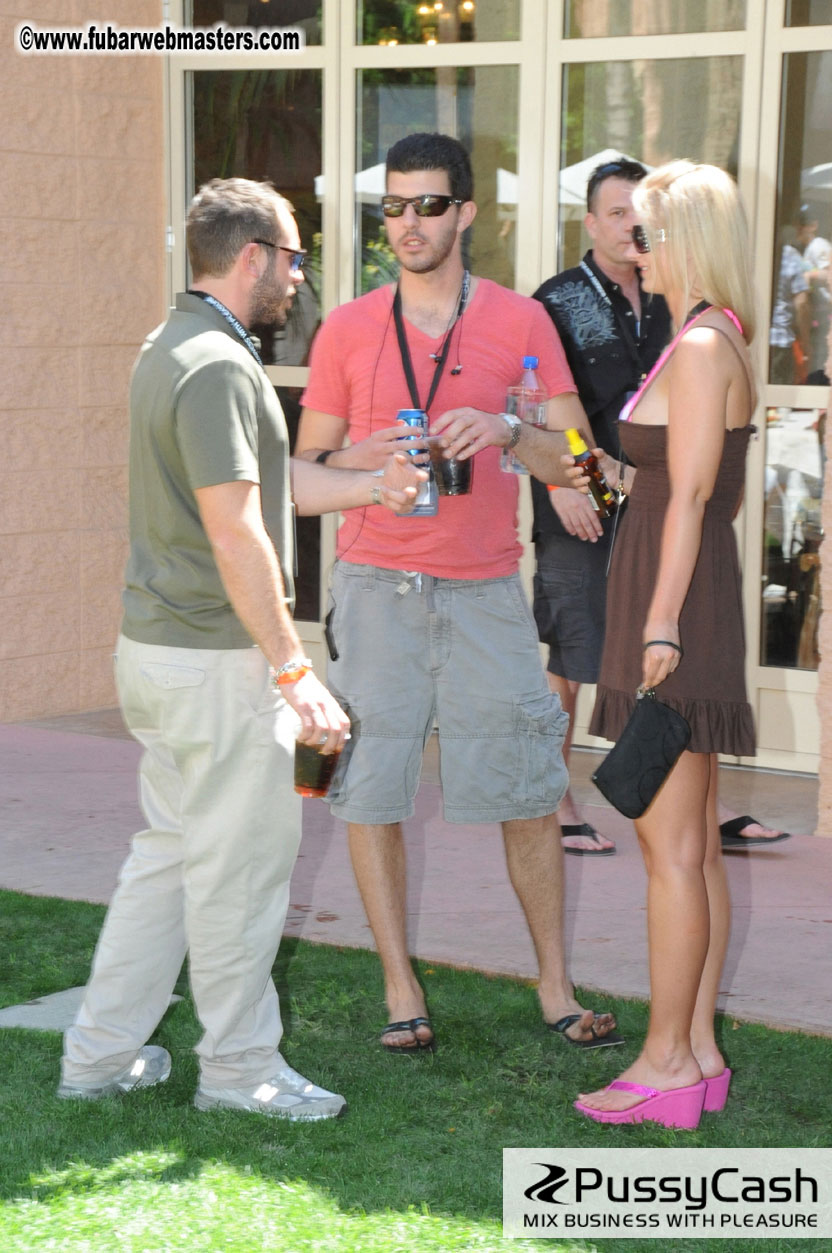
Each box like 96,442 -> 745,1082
578,752 -> 712,1112
501,815 -> 618,1043
691,756 -> 730,1078
547,672 -> 615,853
347,822 -> 432,1048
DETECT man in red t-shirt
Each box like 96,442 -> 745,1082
297,133 -> 622,1056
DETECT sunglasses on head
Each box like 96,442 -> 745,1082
381,194 -> 464,218
631,224 -> 667,254
593,161 -> 626,180
252,239 -> 307,271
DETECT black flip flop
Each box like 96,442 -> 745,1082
720,815 -> 792,849
561,822 -> 616,857
381,1017 -> 436,1055
549,1012 -> 625,1050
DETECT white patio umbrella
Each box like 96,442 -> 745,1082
801,163 -> 832,202
314,163 -> 387,203
558,148 -> 650,214
316,164 -> 521,204
314,153 -> 651,217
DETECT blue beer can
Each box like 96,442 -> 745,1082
396,409 -> 437,516
396,408 -> 428,442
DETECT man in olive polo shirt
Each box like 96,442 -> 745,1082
59,178 -> 421,1118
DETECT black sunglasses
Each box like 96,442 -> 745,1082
631,224 -> 667,254
593,160 -> 626,180
381,194 -> 464,218
252,239 -> 307,271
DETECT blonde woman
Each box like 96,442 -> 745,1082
576,162 -> 758,1130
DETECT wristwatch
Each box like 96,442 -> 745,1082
500,412 -> 523,449
273,656 -> 314,687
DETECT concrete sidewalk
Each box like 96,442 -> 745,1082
0,717 -> 828,1037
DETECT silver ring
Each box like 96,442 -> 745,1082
317,733 -> 328,746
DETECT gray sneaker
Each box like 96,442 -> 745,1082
194,1055 -> 346,1121
57,1045 -> 172,1100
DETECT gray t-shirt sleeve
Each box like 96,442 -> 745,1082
175,359 -> 261,489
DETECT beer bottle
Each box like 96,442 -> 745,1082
564,428 -> 617,519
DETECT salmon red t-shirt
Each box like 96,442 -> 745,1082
302,278 -> 576,579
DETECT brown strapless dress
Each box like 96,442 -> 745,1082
590,422 -> 756,756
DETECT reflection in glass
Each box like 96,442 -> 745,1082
770,52 -> 832,385
357,0 -> 518,45
356,66 -> 518,296
190,70 -> 323,366
785,0 -> 832,25
278,386 -> 320,623
761,407 -> 824,670
558,58 -> 742,270
564,0 -> 745,38
191,0 -> 322,45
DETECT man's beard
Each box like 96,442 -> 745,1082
250,263 -> 289,327
393,218 -> 458,274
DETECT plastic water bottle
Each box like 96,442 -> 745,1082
500,356 -> 547,474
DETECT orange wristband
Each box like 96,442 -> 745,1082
273,657 -> 313,687
275,666 -> 310,686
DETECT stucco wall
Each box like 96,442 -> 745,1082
0,1 -> 165,720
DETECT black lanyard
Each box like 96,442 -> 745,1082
188,290 -> 299,574
188,290 -> 264,367
392,271 -> 469,415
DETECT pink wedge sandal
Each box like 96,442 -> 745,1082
574,1079 -> 707,1130
703,1067 -> 732,1112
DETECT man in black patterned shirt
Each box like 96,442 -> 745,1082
531,158 -> 670,856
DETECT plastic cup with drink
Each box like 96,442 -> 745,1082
426,436 -> 473,495
294,731 -> 350,799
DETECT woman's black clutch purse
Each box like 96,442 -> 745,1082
591,688 -> 691,819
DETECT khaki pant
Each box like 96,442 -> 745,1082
62,635 -> 301,1089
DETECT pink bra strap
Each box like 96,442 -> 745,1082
620,306 -> 743,422
722,307 -> 743,335
620,334 -> 683,423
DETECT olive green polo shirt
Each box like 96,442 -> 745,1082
121,293 -> 294,648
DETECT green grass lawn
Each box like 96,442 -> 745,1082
0,888 -> 829,1252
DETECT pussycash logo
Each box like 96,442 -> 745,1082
524,1164 -> 570,1204
522,1163 -> 818,1211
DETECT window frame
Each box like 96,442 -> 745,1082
166,0 -> 832,770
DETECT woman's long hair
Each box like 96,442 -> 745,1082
633,161 -> 757,343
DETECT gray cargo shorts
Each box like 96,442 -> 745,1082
324,562 -> 569,825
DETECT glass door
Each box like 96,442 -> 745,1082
167,0 -> 831,770
741,4 -> 832,770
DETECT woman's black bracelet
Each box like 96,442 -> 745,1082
643,639 -> 683,657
